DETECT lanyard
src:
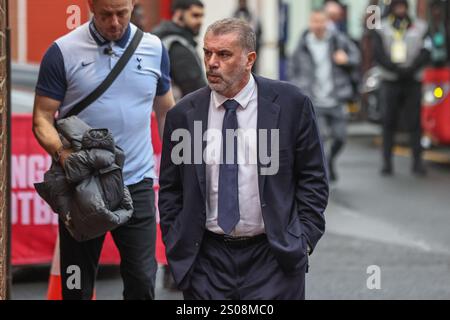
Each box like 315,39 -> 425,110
389,15 -> 409,41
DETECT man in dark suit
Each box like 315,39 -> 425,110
159,18 -> 329,300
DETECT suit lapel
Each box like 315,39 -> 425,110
187,87 -> 211,203
255,76 -> 281,204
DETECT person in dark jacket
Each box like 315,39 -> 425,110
159,18 -> 328,300
372,0 -> 431,176
153,0 -> 206,100
429,0 -> 448,67
289,9 -> 361,183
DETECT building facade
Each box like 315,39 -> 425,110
0,0 -> 10,301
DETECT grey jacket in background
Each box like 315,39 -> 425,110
288,30 -> 361,104
35,116 -> 133,242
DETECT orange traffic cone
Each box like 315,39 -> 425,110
47,235 -> 96,300
47,235 -> 62,300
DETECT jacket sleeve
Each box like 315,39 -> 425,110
407,34 -> 432,73
372,30 -> 431,76
341,35 -> 361,67
288,40 -> 302,83
158,110 -> 184,242
372,30 -> 401,72
288,39 -> 312,97
170,43 -> 206,96
295,96 -> 329,254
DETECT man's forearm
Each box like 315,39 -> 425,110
33,113 -> 72,167
32,114 -> 63,157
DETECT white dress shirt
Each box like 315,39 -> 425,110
205,75 -> 265,237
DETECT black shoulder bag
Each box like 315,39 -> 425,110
64,28 -> 144,118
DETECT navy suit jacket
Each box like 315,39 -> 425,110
158,75 -> 329,289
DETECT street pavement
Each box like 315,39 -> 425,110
11,127 -> 450,300
308,135 -> 450,299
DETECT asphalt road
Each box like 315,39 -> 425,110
308,135 -> 450,300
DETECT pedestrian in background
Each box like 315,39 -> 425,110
372,0 -> 431,176
428,0 -> 448,67
289,9 -> 361,183
153,0 -> 206,101
131,3 -> 146,31
324,0 -> 347,34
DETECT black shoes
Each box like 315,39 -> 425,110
381,162 -> 427,177
381,163 -> 393,176
412,162 -> 427,177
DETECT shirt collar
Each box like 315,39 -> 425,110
89,20 -> 131,48
212,75 -> 256,110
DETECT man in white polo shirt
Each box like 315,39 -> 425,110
32,0 -> 175,300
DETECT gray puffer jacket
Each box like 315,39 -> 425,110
35,116 -> 133,242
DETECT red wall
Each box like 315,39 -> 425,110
16,0 -> 172,64
27,0 -> 90,63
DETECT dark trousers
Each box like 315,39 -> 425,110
59,178 -> 157,300
381,81 -> 423,166
183,232 -> 306,300
315,105 -> 347,164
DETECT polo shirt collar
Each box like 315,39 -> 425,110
89,20 -> 131,48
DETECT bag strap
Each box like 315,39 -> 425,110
64,28 -> 144,119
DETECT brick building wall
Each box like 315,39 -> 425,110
0,0 -> 9,301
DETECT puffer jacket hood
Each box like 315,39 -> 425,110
35,116 -> 133,242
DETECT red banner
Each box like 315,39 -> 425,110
12,114 -> 166,266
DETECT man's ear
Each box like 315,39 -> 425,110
247,51 -> 257,71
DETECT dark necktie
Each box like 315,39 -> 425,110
218,99 -> 240,235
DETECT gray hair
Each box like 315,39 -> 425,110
205,18 -> 257,52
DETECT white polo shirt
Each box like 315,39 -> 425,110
36,21 -> 171,185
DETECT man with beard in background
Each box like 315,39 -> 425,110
153,0 -> 206,101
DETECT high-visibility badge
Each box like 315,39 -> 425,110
391,40 -> 408,64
